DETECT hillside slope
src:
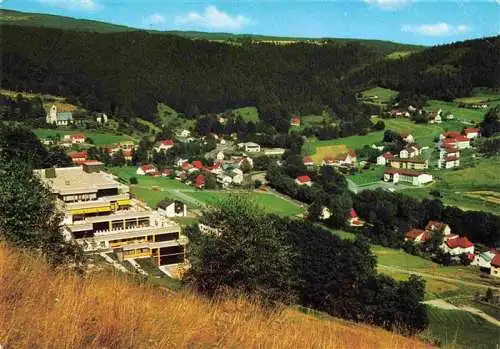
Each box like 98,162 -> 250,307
0,9 -> 422,55
0,246 -> 430,349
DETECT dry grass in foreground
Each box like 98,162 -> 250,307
0,246 -> 431,349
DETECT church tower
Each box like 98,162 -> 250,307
46,105 -> 57,124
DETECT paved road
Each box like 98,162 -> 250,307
423,299 -> 500,327
378,264 -> 500,291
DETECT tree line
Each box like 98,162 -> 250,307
185,196 -> 428,335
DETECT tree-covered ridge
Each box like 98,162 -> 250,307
350,36 -> 500,101
0,9 -> 423,55
1,24 -> 378,128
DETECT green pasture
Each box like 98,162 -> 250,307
233,106 -> 259,122
34,129 -> 135,146
360,87 -> 399,104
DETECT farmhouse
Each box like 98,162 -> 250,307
295,175 -> 312,187
471,251 -> 498,270
155,139 -> 174,152
303,156 -> 314,167
405,229 -> 431,243
71,133 -> 85,144
399,144 -> 421,159
490,254 -> 500,278
34,165 -> 188,266
68,151 -> 88,165
136,164 -> 158,176
46,104 -> 74,126
390,158 -> 428,170
157,200 -> 187,218
334,150 -> 357,166
376,152 -> 394,166
464,127 -> 481,139
290,116 -> 301,126
425,221 -> 452,235
238,142 -> 261,153
322,156 -> 335,166
442,236 -> 475,256
383,169 -> 433,186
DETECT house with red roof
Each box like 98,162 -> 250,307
376,152 -> 394,166
295,175 -> 312,187
383,169 -> 433,186
322,156 -> 335,166
405,229 -> 432,243
438,143 -> 460,169
441,236 -> 475,256
303,156 -> 314,167
334,150 -> 357,167
155,139 -> 174,152
136,164 -> 157,176
192,160 -> 204,170
464,128 -> 481,139
425,221 -> 452,236
290,116 -> 301,127
440,131 -> 470,149
69,151 -> 88,165
195,175 -> 205,189
71,133 -> 85,144
347,208 -> 364,227
490,254 -> 500,278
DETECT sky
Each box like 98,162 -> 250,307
2,0 -> 500,45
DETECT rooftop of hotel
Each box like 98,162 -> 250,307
35,166 -> 127,196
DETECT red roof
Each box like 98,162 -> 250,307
425,221 -> 448,232
464,128 -> 480,134
140,164 -> 155,172
350,208 -> 358,218
406,229 -> 426,240
296,175 -> 312,183
455,135 -> 469,142
491,254 -> 500,268
290,117 -> 301,125
348,149 -> 356,158
445,156 -> 459,162
442,143 -> 458,150
161,139 -> 174,146
182,162 -> 191,170
303,156 -> 314,164
195,174 -> 205,188
71,133 -> 85,139
162,168 -> 172,175
384,169 -> 422,177
192,160 -> 204,169
68,151 -> 88,159
443,131 -> 461,139
446,236 -> 474,249
82,160 -> 102,165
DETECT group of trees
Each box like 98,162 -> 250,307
185,196 -> 428,334
354,189 -> 500,248
0,93 -> 46,125
0,124 -> 83,267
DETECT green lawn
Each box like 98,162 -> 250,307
304,132 -> 384,155
425,100 -> 487,123
186,191 -> 305,217
423,306 -> 500,349
360,87 -> 399,104
233,106 -> 259,122
34,128 -> 135,146
348,166 -> 386,185
108,167 -> 190,189
372,246 -> 435,269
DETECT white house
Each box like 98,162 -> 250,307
400,133 -> 415,144
216,151 -> 225,161
157,200 -> 187,217
441,236 -> 475,256
471,251 -> 497,269
383,169 -> 433,186
334,150 -> 357,166
136,164 -> 157,176
425,221 -> 452,236
263,148 -> 286,156
303,156 -> 315,167
377,152 -> 394,166
230,170 -> 244,185
217,174 -> 233,187
177,129 -> 191,138
464,128 -> 481,139
71,133 -> 85,144
238,142 -> 261,153
399,145 -> 421,159
155,139 -> 174,152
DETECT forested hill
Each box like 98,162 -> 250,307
0,9 -> 422,56
1,24 -> 378,127
349,36 -> 500,102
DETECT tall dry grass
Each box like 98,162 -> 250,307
0,246 -> 431,349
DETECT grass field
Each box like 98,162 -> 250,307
34,129 -> 135,146
348,166 -> 386,185
309,144 -> 348,164
360,87 -> 399,104
136,117 -> 160,134
385,51 -> 415,59
304,132 -> 383,155
424,100 -> 487,123
454,87 -> 500,105
424,306 -> 500,349
233,106 -> 259,122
